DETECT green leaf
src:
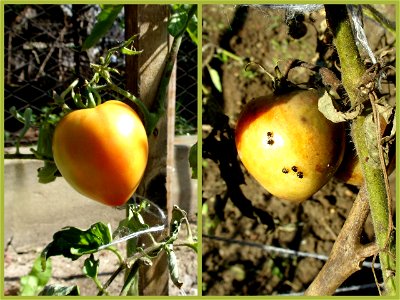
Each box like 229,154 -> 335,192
34,122 -> 56,160
186,12 -> 198,45
82,5 -> 123,50
39,285 -> 80,296
168,7 -> 189,37
20,255 -> 52,296
41,222 -> 113,263
9,106 -> 36,124
168,206 -> 187,242
189,143 -> 198,179
114,201 -> 150,240
83,254 -> 100,279
37,161 -> 59,184
121,47 -> 143,56
165,244 -> 183,289
207,66 -> 222,92
168,4 -> 197,38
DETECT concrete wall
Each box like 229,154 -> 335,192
4,136 -> 198,251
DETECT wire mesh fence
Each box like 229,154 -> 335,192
175,33 -> 197,135
4,4 -> 197,146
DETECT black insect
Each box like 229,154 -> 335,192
282,168 -> 289,174
291,166 -> 298,172
297,172 -> 304,179
267,131 -> 273,137
267,139 -> 275,145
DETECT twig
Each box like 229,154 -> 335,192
34,43 -> 56,80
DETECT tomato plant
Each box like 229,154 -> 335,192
6,4 -> 198,296
235,89 -> 346,203
52,100 -> 148,206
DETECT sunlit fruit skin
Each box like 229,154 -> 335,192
335,118 -> 395,186
52,100 -> 148,206
235,89 -> 345,203
336,153 -> 396,186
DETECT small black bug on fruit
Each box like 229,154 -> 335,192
282,168 -> 289,174
292,166 -> 298,172
297,172 -> 303,178
267,139 -> 274,145
267,131 -> 273,137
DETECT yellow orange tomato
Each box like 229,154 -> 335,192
235,89 -> 345,203
52,100 -> 148,206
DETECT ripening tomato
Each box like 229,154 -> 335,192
52,100 -> 148,206
335,117 -> 395,186
235,89 -> 345,203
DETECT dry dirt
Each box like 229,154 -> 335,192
4,220 -> 198,296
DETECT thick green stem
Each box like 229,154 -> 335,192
125,201 -> 139,296
325,5 -> 396,295
325,5 -> 365,106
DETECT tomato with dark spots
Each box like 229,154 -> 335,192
235,89 -> 346,203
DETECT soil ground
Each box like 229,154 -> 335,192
4,219 -> 197,296
202,4 -> 396,296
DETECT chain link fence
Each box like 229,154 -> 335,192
4,4 -> 197,146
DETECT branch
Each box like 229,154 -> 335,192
305,187 -> 378,295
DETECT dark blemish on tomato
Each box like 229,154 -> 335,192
266,131 -> 274,145
297,172 -> 303,178
292,166 -> 298,172
282,168 -> 289,174
315,164 -> 325,173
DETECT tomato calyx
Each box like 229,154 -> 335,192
51,35 -> 156,136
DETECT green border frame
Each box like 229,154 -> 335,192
1,1 -> 399,299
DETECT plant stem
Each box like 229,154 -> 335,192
97,264 -> 126,296
325,5 -> 365,105
362,5 -> 396,35
325,5 -> 396,295
125,201 -> 139,296
105,247 -> 124,265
